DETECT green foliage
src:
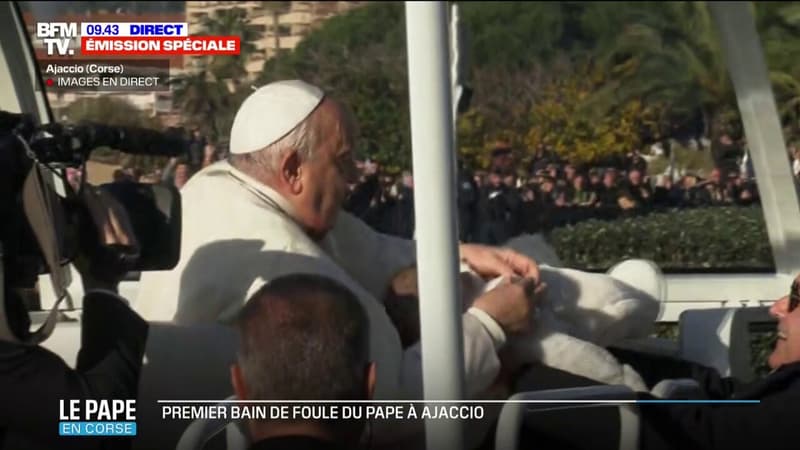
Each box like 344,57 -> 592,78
548,206 -> 774,271
172,7 -> 259,143
525,63 -> 662,164
751,330 -> 777,378
172,69 -> 246,143
460,2 -> 568,69
585,1 -> 800,142
195,7 -> 264,81
583,2 -> 736,139
179,1 -> 800,170
257,2 -> 411,170
653,323 -> 679,340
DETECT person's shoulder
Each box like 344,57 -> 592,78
772,361 -> 800,382
180,161 -> 235,191
733,361 -> 800,399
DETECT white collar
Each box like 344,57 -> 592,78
202,160 -> 298,218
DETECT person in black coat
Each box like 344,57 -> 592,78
0,184 -> 147,450
711,132 -> 742,176
636,275 -> 800,450
513,274 -> 800,450
476,171 -> 522,245
0,291 -> 147,450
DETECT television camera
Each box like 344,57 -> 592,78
0,110 -> 185,342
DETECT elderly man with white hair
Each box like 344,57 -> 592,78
136,80 -> 542,410
136,80 -> 663,446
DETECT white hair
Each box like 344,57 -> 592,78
229,112 -> 319,178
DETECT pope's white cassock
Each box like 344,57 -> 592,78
136,160 -> 506,404
136,80 -> 661,447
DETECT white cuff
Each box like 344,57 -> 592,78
466,307 -> 506,350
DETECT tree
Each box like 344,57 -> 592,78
256,2 -> 412,170
755,2 -> 800,141
459,2 -> 595,69
241,1 -> 800,171
172,69 -> 244,143
254,1 -> 588,170
582,1 -> 800,144
457,63 -> 556,170
772,72 -> 800,142
174,5 -> 262,142
196,7 -> 263,82
582,2 -> 740,141
262,1 -> 292,55
525,63 -> 661,165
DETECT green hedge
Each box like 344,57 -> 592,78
548,206 -> 774,271
550,207 -> 777,377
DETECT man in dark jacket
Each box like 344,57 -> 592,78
476,171 -> 522,245
513,274 -> 800,450
711,132 -> 742,176
637,275 -> 800,450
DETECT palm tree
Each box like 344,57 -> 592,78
172,69 -> 238,143
198,7 -> 264,82
756,2 -> 800,141
585,1 -> 800,143
583,2 -> 735,140
262,1 -> 292,57
173,6 -> 266,141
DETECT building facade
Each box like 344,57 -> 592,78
22,2 -> 365,128
185,1 -> 364,79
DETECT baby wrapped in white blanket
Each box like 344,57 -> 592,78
385,238 -> 661,391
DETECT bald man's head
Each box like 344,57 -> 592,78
231,273 -> 374,443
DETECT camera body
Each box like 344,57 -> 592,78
1,110 -> 184,310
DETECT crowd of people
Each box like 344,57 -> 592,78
81,119 -> 772,251
342,143 -> 762,245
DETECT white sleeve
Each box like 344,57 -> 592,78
466,307 -> 507,350
369,311 -> 502,446
397,312 -> 503,400
322,211 -> 417,301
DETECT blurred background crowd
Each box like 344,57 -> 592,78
71,127 -> 777,249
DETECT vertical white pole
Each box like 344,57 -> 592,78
405,2 -> 465,450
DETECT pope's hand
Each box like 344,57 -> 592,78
459,243 -> 540,283
472,277 -> 544,334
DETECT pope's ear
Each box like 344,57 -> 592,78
279,149 -> 303,194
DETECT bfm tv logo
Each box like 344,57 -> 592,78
59,399 -> 137,437
36,23 -> 78,56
